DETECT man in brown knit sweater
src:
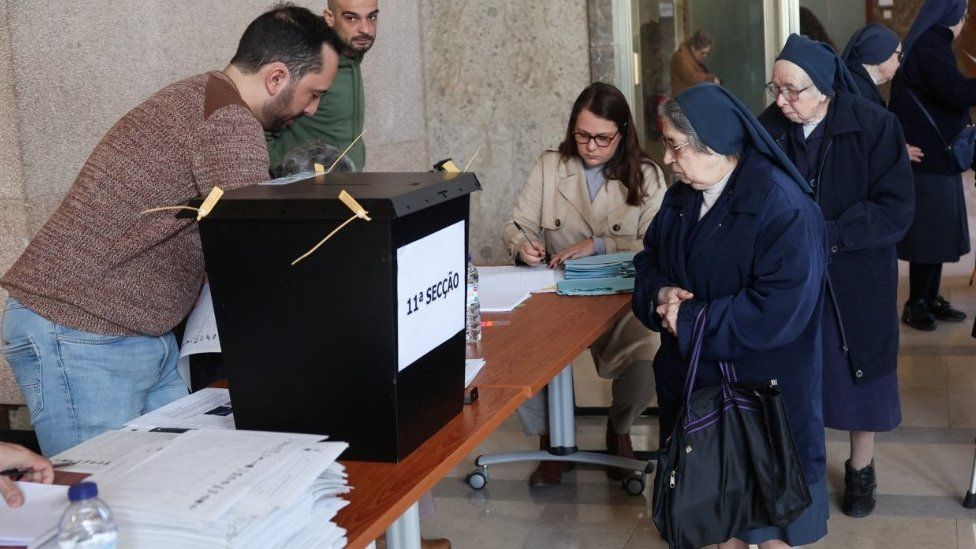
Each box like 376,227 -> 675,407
0,5 -> 341,456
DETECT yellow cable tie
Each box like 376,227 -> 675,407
339,189 -> 371,221
141,205 -> 200,215
314,163 -> 325,174
196,187 -> 224,221
462,146 -> 482,172
291,213 -> 359,266
325,129 -> 367,174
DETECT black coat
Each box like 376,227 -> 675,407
759,91 -> 915,384
633,149 -> 828,483
889,26 -> 976,175
848,62 -> 885,107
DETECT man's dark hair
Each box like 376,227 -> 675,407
231,3 -> 340,80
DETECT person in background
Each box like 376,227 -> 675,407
800,7 -> 837,51
0,442 -> 53,508
634,83 -> 828,548
889,0 -> 972,331
759,34 -> 914,519
504,82 -> 666,487
0,5 -> 341,456
670,30 -> 720,97
267,0 -> 378,173
842,23 -> 925,163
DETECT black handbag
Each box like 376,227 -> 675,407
906,87 -> 976,174
652,308 -> 812,548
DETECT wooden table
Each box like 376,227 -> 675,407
339,385 -> 523,549
468,292 -> 632,395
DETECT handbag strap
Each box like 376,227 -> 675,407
682,307 -> 738,414
905,87 -> 951,150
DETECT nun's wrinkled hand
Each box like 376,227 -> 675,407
548,239 -> 595,268
656,300 -> 682,336
655,286 -> 694,336
907,144 -> 924,163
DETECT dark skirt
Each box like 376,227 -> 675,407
822,298 -> 901,432
897,172 -> 971,263
736,475 -> 829,545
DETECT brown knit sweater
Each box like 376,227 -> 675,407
2,71 -> 269,336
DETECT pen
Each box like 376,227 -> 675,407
512,220 -> 548,263
0,459 -> 78,478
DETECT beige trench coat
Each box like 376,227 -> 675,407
503,150 -> 667,377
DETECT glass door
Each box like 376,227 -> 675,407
627,0 -> 798,151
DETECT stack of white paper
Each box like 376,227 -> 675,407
0,482 -> 69,546
43,427 -> 350,549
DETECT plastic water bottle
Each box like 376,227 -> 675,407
57,482 -> 117,549
466,260 -> 482,344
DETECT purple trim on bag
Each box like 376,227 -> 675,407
682,309 -> 749,428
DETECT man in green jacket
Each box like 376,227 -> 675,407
266,0 -> 377,173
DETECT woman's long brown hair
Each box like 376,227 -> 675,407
557,82 -> 651,206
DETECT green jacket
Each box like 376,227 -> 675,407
266,54 -> 365,172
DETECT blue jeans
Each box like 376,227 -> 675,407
1,298 -> 188,455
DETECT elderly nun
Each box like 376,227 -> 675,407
842,24 -> 925,163
634,83 -> 828,548
889,0 -> 972,332
758,34 -> 915,519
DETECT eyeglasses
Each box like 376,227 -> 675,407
573,130 -> 619,148
895,49 -> 904,62
662,137 -> 691,156
765,82 -> 811,102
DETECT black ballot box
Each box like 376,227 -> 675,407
197,171 -> 481,462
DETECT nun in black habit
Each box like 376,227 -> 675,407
634,83 -> 828,548
888,0 -> 972,331
759,34 -> 915,519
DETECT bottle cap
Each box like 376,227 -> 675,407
68,482 -> 98,501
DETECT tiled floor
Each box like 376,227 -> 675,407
421,277 -> 976,548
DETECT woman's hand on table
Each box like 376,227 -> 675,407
548,239 -> 595,268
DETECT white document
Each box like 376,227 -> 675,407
477,265 -> 563,294
177,283 -> 221,388
125,388 -> 234,431
52,429 -> 180,474
0,482 -> 68,545
659,2 -> 674,17
396,220 -> 466,371
465,358 -> 486,387
96,429 -> 341,526
479,289 -> 530,312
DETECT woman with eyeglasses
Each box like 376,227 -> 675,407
842,23 -> 925,164
758,34 -> 914,519
888,0 -> 972,332
634,83 -> 828,548
503,82 -> 666,488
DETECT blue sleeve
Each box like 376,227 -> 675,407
633,214 -> 671,332
825,114 -> 915,253
676,206 -> 826,361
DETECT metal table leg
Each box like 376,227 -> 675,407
385,502 -> 421,549
467,364 -> 653,494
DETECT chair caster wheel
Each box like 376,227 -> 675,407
623,473 -> 645,495
466,469 -> 488,490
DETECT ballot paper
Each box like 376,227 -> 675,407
51,429 -> 180,474
477,265 -> 564,294
479,289 -> 530,312
177,283 -> 221,387
0,482 -> 68,545
125,388 -> 234,431
465,358 -> 486,387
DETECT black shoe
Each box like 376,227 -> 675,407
929,295 -> 967,322
843,459 -> 877,518
902,299 -> 937,331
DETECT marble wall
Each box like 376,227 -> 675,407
0,0 -> 428,405
420,0 -> 592,264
